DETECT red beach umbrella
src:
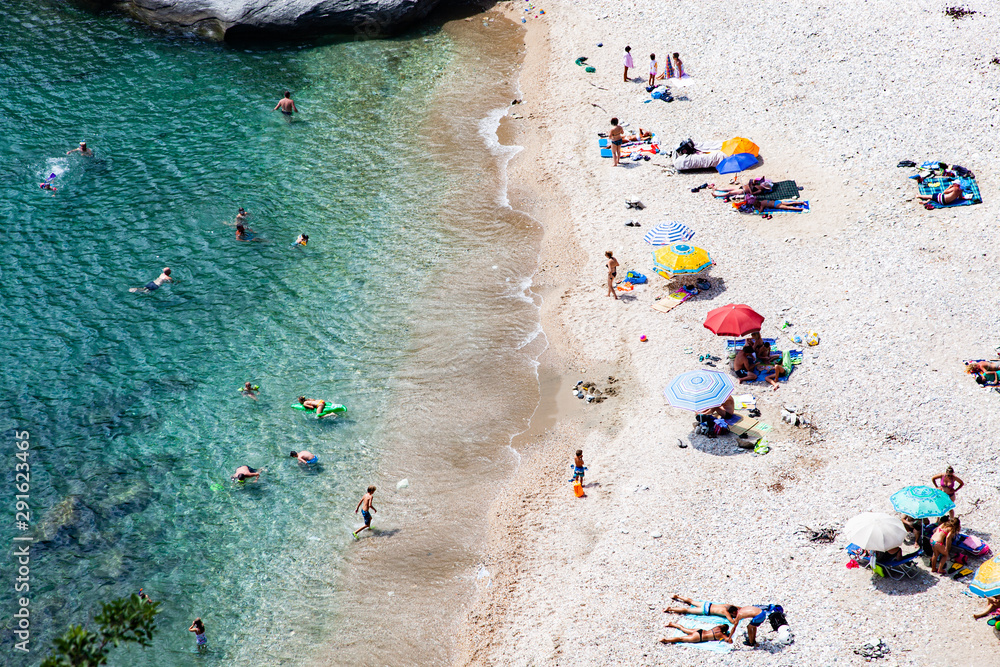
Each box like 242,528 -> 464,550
703,304 -> 765,337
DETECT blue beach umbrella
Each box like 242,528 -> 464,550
890,485 -> 955,519
716,152 -> 758,174
663,370 -> 735,412
643,221 -> 695,246
970,555 -> 1000,598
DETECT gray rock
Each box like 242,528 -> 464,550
108,0 -> 443,40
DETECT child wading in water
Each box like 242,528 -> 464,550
353,485 -> 377,539
189,618 -> 207,649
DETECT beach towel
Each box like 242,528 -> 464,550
674,151 -> 724,170
650,290 -> 691,313
661,614 -> 734,653
918,176 -> 982,208
756,180 -> 800,201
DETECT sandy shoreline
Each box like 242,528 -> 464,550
456,1 -> 1000,665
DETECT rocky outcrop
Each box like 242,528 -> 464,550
108,0 -> 446,41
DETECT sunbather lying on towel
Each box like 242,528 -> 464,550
659,622 -> 733,644
967,361 -> 1000,385
734,345 -> 758,383
713,176 -> 772,198
918,181 -> 963,206
664,595 -> 739,623
748,196 -> 808,212
973,596 -> 1000,620
624,128 -> 653,142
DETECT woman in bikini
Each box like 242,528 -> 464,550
931,466 -> 964,517
664,595 -> 738,624
929,518 -> 958,574
605,250 -> 619,300
659,621 -> 732,644
966,361 -> 1000,385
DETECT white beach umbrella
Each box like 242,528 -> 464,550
843,512 -> 907,551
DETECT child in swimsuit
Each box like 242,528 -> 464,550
353,485 -> 377,538
572,449 -> 587,484
648,53 -> 658,87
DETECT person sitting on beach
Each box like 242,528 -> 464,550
918,181 -> 963,206
672,52 -> 685,78
699,395 -> 735,420
608,118 -> 625,167
748,331 -> 779,362
231,465 -> 260,482
664,595 -> 739,624
659,621 -> 732,645
973,596 -> 1000,620
734,345 -> 758,383
298,396 -> 333,418
763,362 -> 787,390
290,450 -> 318,464
67,141 -> 93,156
929,518 -> 958,574
240,382 -> 259,400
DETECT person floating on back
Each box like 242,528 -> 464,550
274,91 -> 298,119
290,450 -> 318,464
130,267 -> 172,293
353,485 -> 377,539
67,141 -> 93,156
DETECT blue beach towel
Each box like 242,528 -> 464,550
661,613 -> 735,653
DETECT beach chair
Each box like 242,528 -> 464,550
846,543 -> 922,580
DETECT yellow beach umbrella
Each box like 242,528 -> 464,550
652,243 -> 714,279
721,137 -> 759,157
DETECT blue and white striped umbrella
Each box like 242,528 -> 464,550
643,221 -> 695,246
663,370 -> 735,412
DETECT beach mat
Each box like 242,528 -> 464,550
757,180 -> 799,201
918,176 -> 982,208
662,613 -> 735,653
651,290 -> 691,313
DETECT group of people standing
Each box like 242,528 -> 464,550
622,46 -> 685,85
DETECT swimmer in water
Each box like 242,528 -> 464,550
298,396 -> 334,419
293,234 -> 308,247
236,208 -> 248,225
290,450 -> 319,464
130,267 -> 172,293
235,224 -> 262,242
231,465 -> 261,482
240,382 -> 259,400
274,91 -> 298,119
40,174 -> 57,195
67,141 -> 93,157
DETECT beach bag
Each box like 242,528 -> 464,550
675,138 -> 696,155
625,270 -> 647,284
953,165 -> 975,179
768,608 -> 787,631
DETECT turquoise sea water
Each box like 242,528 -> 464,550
0,4 -> 534,665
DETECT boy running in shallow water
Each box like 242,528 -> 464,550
353,485 -> 377,538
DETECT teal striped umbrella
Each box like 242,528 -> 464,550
890,485 -> 955,519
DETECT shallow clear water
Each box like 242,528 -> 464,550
0,3 -> 515,664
